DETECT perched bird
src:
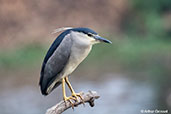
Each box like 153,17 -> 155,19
39,27 -> 112,105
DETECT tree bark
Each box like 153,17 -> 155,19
46,91 -> 100,114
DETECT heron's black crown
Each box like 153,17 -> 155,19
71,27 -> 97,35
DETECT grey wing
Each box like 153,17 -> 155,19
40,37 -> 72,95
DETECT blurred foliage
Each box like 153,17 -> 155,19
0,43 -> 47,70
0,37 -> 170,75
122,0 -> 171,39
132,0 -> 171,12
124,0 -> 171,109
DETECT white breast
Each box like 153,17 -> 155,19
62,31 -> 93,77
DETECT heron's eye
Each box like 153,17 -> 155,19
87,33 -> 93,37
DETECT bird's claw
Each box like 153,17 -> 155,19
63,92 -> 85,109
72,92 -> 85,106
63,96 -> 76,109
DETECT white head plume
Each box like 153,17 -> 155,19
51,27 -> 73,34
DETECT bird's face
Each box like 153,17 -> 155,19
71,28 -> 112,45
84,32 -> 112,44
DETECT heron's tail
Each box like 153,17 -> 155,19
39,73 -> 62,96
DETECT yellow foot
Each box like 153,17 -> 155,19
63,96 -> 76,109
72,92 -> 85,105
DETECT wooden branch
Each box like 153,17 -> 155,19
46,91 -> 100,114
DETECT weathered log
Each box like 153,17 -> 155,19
46,91 -> 100,114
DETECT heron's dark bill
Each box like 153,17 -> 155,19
94,36 -> 112,44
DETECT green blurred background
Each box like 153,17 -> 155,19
0,0 -> 171,114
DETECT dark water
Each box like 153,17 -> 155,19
0,74 -> 156,114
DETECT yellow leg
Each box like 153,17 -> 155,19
62,77 -> 76,108
65,76 -> 84,103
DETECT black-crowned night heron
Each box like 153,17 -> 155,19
39,27 -> 112,105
